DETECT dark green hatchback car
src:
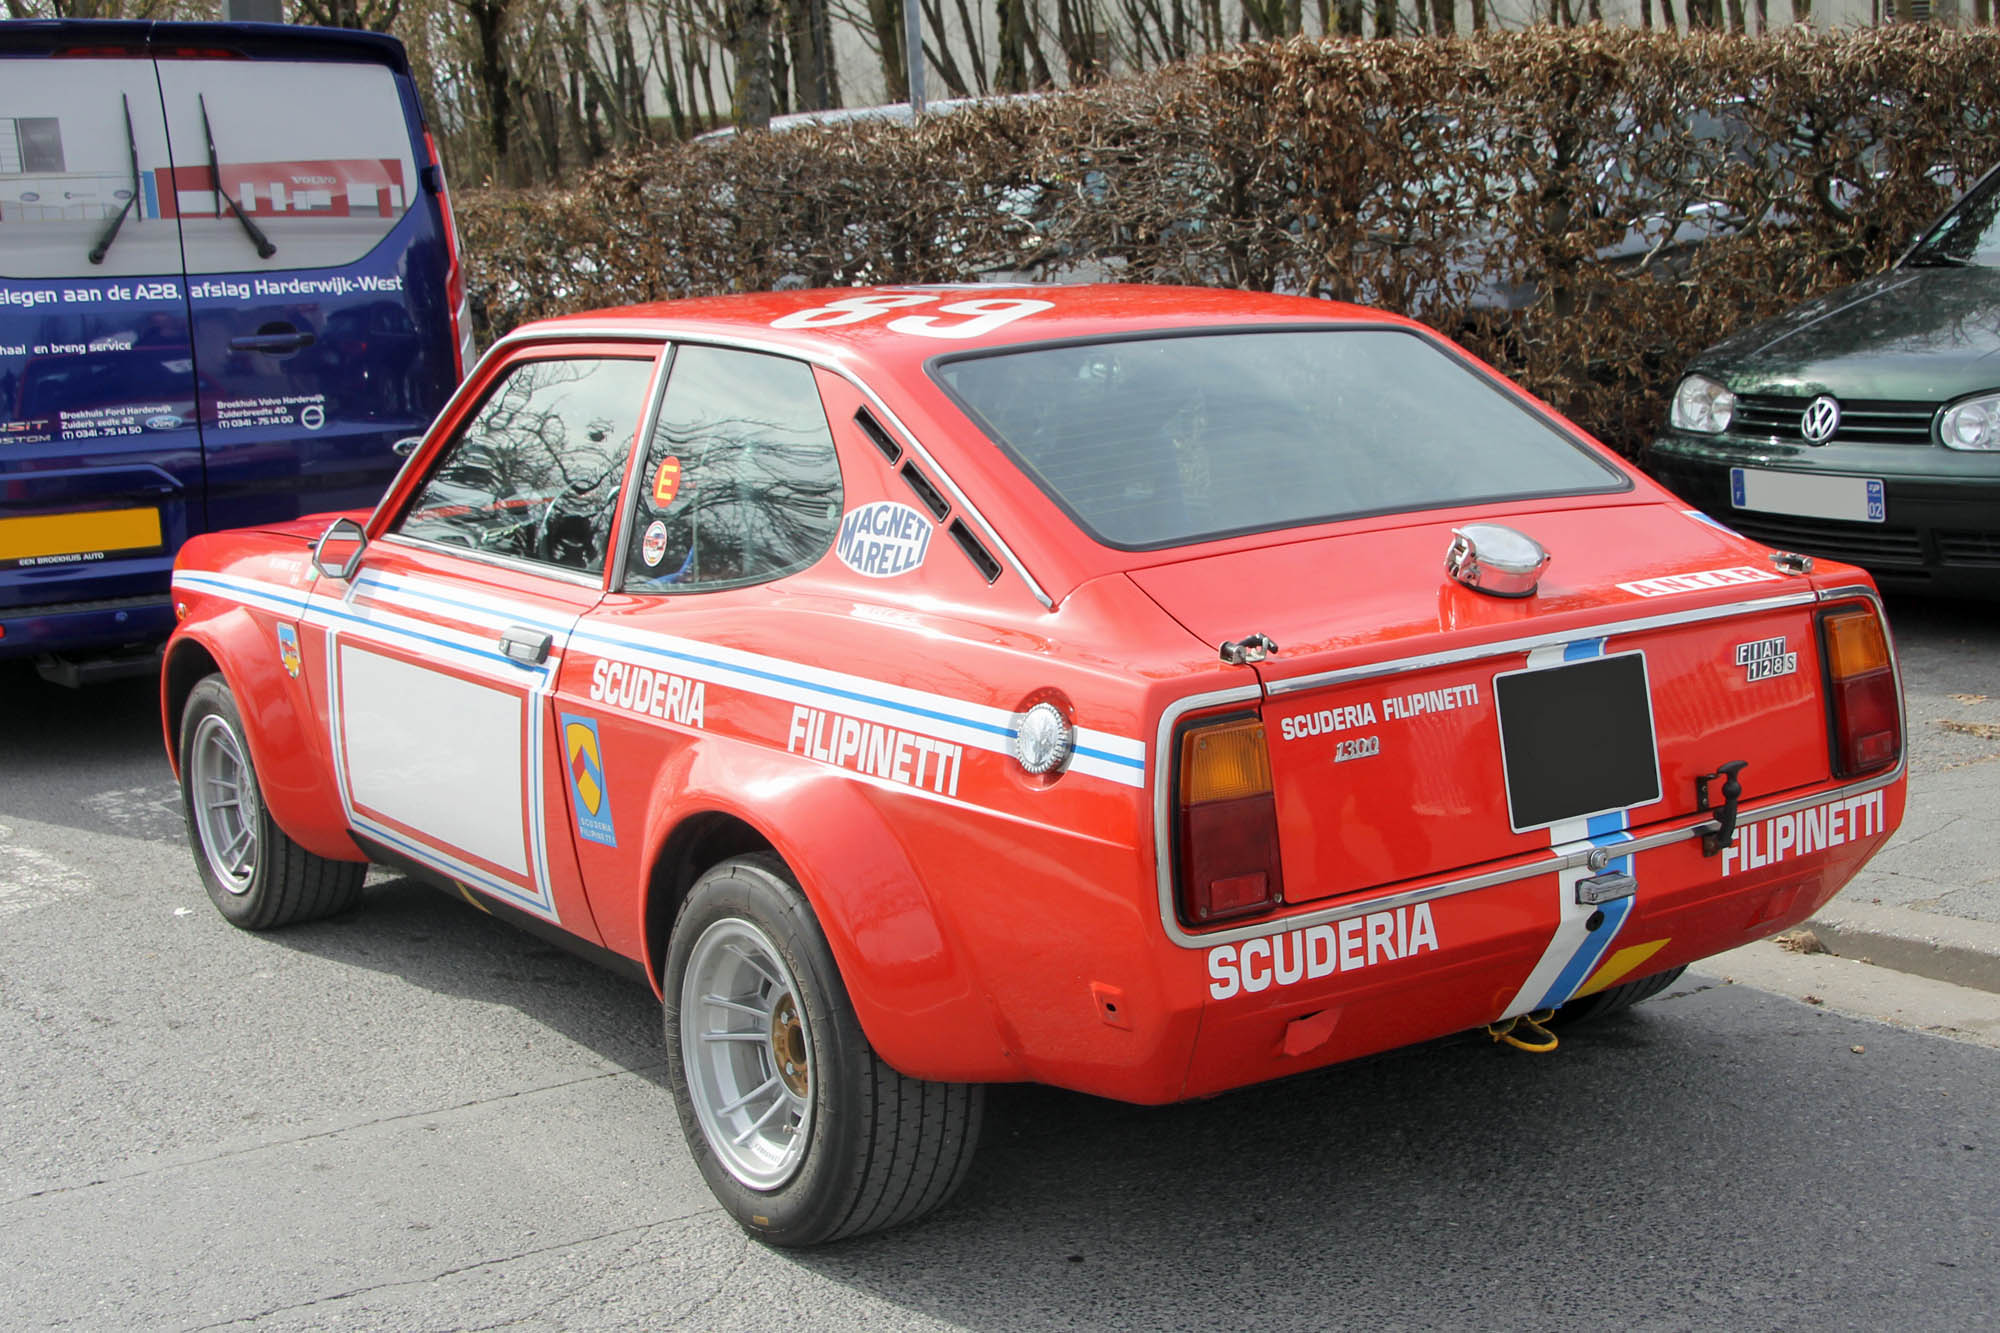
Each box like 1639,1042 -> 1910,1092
1647,164 -> 2000,595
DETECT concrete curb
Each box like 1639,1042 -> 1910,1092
1803,901 -> 2000,996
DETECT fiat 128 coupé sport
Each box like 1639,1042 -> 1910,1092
162,285 -> 1906,1244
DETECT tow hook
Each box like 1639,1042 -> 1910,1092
1696,760 -> 1750,857
1219,632 -> 1278,666
1486,1011 -> 1559,1053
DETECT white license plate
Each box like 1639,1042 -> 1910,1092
1730,468 -> 1885,524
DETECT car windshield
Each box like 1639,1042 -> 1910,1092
1906,170 -> 2000,268
932,327 -> 1625,549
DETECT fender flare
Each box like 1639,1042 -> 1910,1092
635,740 -> 1020,1085
162,612 -> 364,865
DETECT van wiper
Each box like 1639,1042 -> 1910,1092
87,94 -> 142,265
198,93 -> 276,259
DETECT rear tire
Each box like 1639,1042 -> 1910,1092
663,853 -> 983,1246
178,674 -> 365,930
1555,964 -> 1688,1024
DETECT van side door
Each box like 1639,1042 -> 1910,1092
155,51 -> 456,535
0,41 -> 202,653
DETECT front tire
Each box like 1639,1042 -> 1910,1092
663,854 -> 982,1246
178,674 -> 365,930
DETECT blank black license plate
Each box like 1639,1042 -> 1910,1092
1494,651 -> 1661,833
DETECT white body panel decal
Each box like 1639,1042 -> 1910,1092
339,643 -> 531,876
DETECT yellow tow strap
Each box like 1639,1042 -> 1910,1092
1486,1010 -> 1559,1053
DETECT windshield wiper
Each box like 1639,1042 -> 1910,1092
1906,250 -> 1973,268
87,94 -> 142,266
198,92 -> 275,260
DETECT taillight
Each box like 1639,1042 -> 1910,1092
424,130 -> 474,380
1176,718 -> 1284,926
1819,603 -> 1900,777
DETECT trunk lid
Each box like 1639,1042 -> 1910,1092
1131,501 -> 1845,905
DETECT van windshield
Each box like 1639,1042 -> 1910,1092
932,327 -> 1627,550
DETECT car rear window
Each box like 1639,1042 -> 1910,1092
932,327 -> 1627,550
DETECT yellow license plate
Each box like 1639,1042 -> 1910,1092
0,507 -> 163,563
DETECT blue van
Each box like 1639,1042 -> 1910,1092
0,20 -> 470,681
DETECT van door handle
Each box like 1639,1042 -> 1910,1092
229,331 -> 317,354
498,626 -> 552,666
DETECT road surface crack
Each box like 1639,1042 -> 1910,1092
179,1212 -> 715,1332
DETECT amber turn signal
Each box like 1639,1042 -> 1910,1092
1180,719 -> 1273,805
1822,607 -> 1890,680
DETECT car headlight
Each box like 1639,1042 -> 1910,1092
1670,374 -> 1736,434
1939,393 -> 2000,451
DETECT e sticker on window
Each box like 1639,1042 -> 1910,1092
836,501 -> 931,578
652,456 -> 683,509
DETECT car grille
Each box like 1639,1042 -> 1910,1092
1936,530 -> 2000,567
1723,512 -> 1928,567
1727,394 -> 1935,446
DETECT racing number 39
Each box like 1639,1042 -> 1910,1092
771,294 -> 1054,339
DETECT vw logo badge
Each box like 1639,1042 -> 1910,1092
1800,395 -> 1841,445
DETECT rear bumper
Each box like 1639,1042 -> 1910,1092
0,594 -> 175,660
1647,436 -> 2000,595
1175,780 -> 1899,1098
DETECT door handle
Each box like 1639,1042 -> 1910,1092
228,331 -> 317,354
498,626 -> 552,666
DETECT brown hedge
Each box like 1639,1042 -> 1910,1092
456,27 -> 2000,457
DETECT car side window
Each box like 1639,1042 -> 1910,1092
622,345 -> 843,592
397,355 -> 654,574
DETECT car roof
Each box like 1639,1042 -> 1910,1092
501,286 -> 1516,605
513,284 -> 1415,378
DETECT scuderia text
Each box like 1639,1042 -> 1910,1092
1207,902 -> 1439,999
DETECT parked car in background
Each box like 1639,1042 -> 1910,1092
0,19 -> 472,682
164,284 -> 1905,1244
1647,160 -> 2000,596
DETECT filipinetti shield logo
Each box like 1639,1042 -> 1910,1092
1801,395 -> 1842,445
560,713 -> 617,847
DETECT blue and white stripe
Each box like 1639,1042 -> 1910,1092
1502,637 -> 1638,1018
176,569 -> 562,688
571,616 -> 1147,788
175,568 -> 1150,796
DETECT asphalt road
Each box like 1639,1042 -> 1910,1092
1,594 -> 1996,1332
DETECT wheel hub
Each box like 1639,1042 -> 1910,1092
772,993 -> 809,1097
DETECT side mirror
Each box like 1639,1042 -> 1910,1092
312,517 -> 368,582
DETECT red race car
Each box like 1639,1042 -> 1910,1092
162,286 -> 1905,1244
